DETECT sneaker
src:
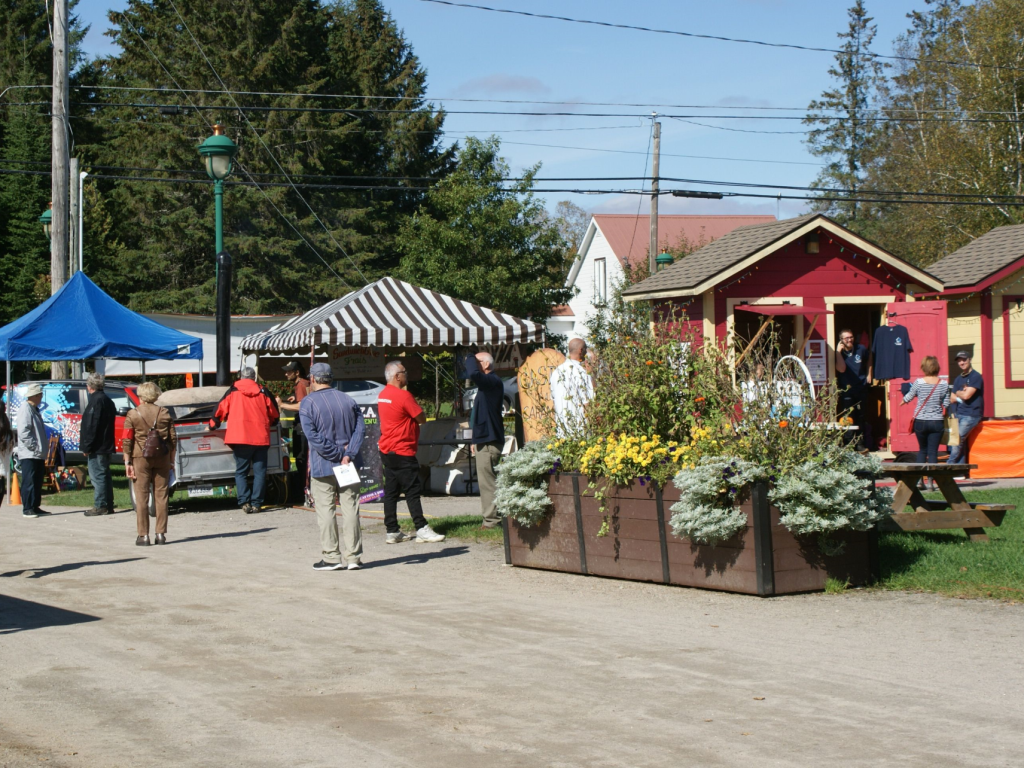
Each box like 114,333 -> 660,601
386,531 -> 413,544
84,507 -> 104,517
241,503 -> 253,514
416,525 -> 446,543
346,561 -> 362,571
33,509 -> 51,517
249,503 -> 262,514
22,510 -> 40,519
313,560 -> 344,571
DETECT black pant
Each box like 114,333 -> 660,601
913,419 -> 944,464
841,393 -> 873,451
19,458 -> 44,513
381,452 -> 427,533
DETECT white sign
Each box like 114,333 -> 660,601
803,339 -> 827,386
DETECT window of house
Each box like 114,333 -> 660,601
594,258 -> 607,303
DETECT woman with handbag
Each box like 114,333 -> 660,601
123,382 -> 177,546
901,356 -> 950,491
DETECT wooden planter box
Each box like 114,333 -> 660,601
503,473 -> 877,596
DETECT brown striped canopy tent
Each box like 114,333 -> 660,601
239,277 -> 545,354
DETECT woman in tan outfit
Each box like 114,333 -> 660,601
123,382 -> 177,546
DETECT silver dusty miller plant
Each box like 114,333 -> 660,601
769,448 -> 892,538
669,457 -> 767,546
495,441 -> 560,527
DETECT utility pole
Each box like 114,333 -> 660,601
648,116 -> 661,276
50,0 -> 70,380
68,157 -> 78,278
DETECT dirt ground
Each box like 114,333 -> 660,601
1,498 -> 1023,767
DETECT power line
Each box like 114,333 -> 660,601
495,140 -> 822,167
417,0 -> 1024,75
671,118 -> 810,136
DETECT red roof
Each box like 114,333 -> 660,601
592,214 -> 776,269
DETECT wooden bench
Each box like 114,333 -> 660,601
878,463 -> 1016,542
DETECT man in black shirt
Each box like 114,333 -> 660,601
80,373 -> 117,516
835,329 -> 872,450
465,351 -> 505,529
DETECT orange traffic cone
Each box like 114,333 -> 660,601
9,471 -> 21,506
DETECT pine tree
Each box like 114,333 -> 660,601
397,136 -> 572,323
803,0 -> 886,226
77,0 -> 449,314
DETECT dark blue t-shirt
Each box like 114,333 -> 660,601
952,369 -> 984,418
871,324 -> 913,381
464,355 -> 505,445
838,344 -> 869,395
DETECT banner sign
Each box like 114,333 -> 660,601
356,403 -> 384,503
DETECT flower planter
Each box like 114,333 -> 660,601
504,473 -> 877,596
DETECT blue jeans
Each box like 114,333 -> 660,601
947,415 -> 981,464
87,453 -> 114,510
233,445 -> 268,508
913,419 -> 945,465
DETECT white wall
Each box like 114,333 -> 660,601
548,221 -> 626,341
103,313 -> 295,376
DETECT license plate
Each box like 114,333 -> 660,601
188,484 -> 215,498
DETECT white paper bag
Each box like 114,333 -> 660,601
332,461 -> 361,488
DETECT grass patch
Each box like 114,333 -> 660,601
399,514 -> 504,543
824,577 -> 850,595
878,487 -> 1024,601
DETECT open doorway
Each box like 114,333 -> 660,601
833,303 -> 887,451
733,311 -> 797,359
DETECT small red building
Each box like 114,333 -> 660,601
622,213 -> 946,455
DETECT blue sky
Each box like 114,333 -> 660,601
78,0 -> 924,220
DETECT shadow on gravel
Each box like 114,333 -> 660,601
364,545 -> 470,569
168,527 -> 276,545
0,557 -> 146,579
0,594 -> 101,634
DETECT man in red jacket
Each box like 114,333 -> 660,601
208,367 -> 280,513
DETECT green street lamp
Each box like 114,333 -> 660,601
198,123 -> 239,386
39,202 -> 53,240
655,251 -> 674,272
197,123 -> 238,254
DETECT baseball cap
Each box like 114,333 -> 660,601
22,383 -> 43,398
309,362 -> 332,379
955,350 -> 972,360
282,361 -> 301,372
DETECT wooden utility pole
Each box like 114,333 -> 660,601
648,117 -> 661,275
50,0 -> 70,380
68,157 -> 78,278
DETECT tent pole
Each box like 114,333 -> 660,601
4,360 -> 8,506
199,359 -> 204,387
141,360 -> 146,382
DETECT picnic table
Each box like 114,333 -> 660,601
878,463 -> 1015,542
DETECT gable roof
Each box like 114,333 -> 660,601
621,213 -> 944,299
592,214 -> 776,269
927,224 -> 1024,290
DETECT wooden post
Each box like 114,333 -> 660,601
50,0 -> 70,380
648,118 -> 660,275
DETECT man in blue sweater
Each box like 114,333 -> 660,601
465,351 -> 505,529
300,363 -> 366,571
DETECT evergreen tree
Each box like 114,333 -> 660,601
803,0 -> 886,227
397,136 -> 571,324
78,0 -> 449,314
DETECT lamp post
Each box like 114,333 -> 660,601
198,124 -> 238,386
39,202 -> 53,240
655,252 -> 674,272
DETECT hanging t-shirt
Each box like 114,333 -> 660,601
871,324 -> 913,381
951,369 -> 984,418
838,344 -> 869,396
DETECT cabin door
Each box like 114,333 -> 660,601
886,300 -> 949,454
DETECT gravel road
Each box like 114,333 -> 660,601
1,500 -> 1022,767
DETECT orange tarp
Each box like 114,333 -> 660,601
965,420 -> 1024,478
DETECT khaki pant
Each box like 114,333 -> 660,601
310,475 -> 363,565
133,457 -> 170,537
475,441 -> 503,528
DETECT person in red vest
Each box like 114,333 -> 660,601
377,360 -> 445,544
208,367 -> 280,514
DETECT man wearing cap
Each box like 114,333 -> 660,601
300,362 -> 366,571
948,351 -> 984,464
208,367 -> 280,514
15,383 -> 49,518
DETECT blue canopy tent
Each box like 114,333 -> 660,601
1,272 -> 203,396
